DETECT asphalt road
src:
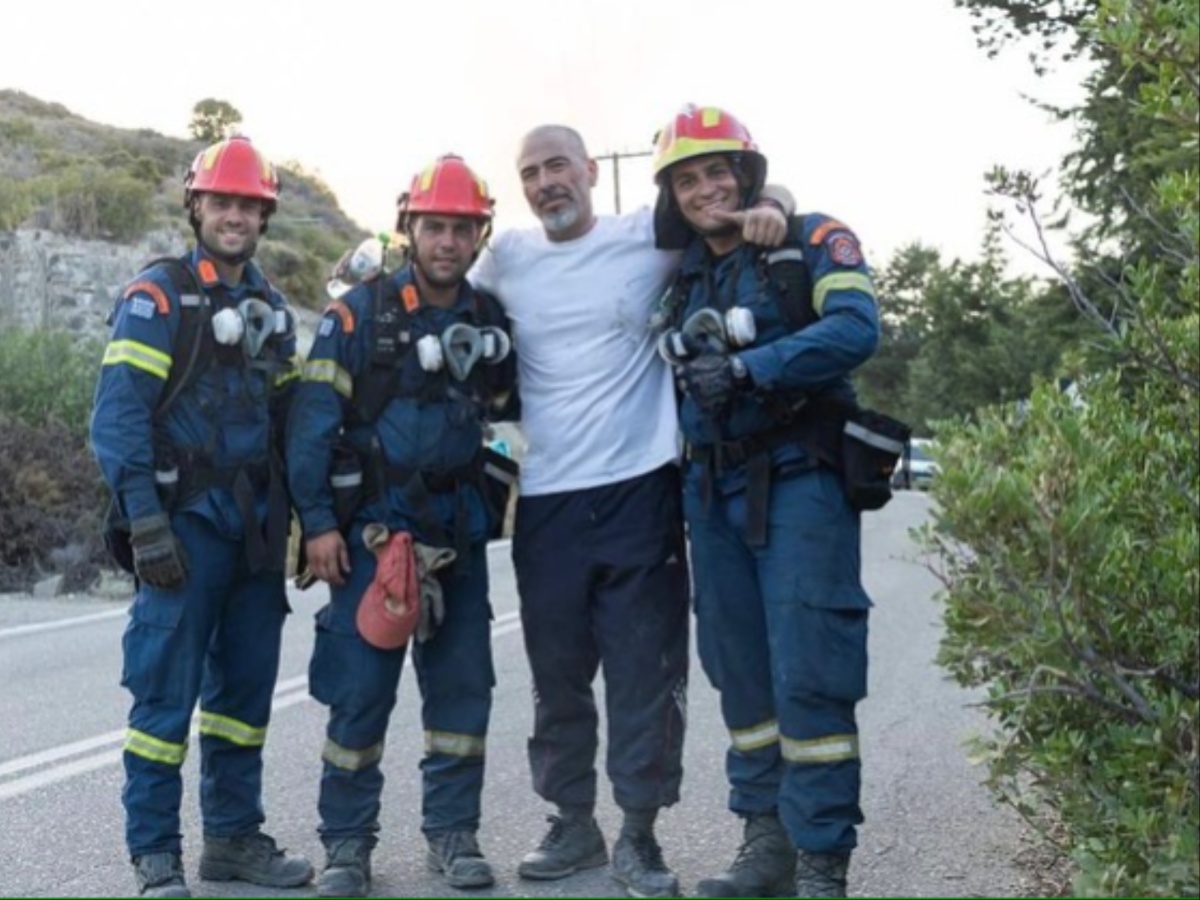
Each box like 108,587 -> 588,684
0,491 -> 1029,898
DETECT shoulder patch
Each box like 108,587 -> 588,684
828,233 -> 864,267
122,279 -> 171,314
127,296 -> 158,320
318,317 -> 335,338
809,219 -> 849,246
323,299 -> 355,334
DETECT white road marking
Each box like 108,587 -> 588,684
0,612 -> 522,801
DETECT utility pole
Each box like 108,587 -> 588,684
594,149 -> 653,214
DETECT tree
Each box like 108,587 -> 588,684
188,98 -> 242,143
929,0 -> 1200,894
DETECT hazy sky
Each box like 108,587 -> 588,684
1,0 -> 1088,273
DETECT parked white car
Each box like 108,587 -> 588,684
893,437 -> 938,490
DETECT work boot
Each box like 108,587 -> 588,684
132,852 -> 191,898
696,813 -> 795,897
426,829 -> 495,889
198,830 -> 314,887
517,813 -> 608,880
317,839 -> 373,898
794,850 -> 850,898
611,831 -> 679,898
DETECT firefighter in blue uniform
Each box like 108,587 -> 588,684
286,155 -> 517,898
651,105 -> 881,899
90,135 -> 312,899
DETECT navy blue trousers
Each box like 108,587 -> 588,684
685,467 -> 870,855
121,511 -> 289,857
309,532 -> 493,845
513,464 -> 690,812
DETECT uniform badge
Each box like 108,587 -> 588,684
318,316 -> 336,338
128,296 -> 157,320
829,234 -> 863,267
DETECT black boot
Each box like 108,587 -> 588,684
794,850 -> 850,898
517,810 -> 608,880
696,814 -> 795,897
316,838 -> 373,898
132,853 -> 190,899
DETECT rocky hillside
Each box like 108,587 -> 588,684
0,90 -> 371,592
0,88 -> 369,337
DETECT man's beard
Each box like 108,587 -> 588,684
538,202 -> 581,236
416,258 -> 468,291
200,232 -> 259,266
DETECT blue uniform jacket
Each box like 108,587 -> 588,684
91,248 -> 298,536
676,213 -> 880,488
286,265 -> 517,544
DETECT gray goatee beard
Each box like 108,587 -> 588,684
539,204 -> 581,236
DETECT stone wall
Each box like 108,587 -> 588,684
0,228 -> 187,342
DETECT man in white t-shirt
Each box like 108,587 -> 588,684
470,125 -> 790,898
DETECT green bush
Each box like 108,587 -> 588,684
0,176 -> 32,230
0,329 -> 103,439
925,176 -> 1199,898
27,165 -> 154,241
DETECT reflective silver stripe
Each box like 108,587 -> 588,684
425,730 -> 486,758
125,728 -> 188,766
330,472 -> 363,489
812,272 -> 874,317
322,738 -> 385,771
302,358 -> 354,398
781,733 -> 859,764
729,719 -> 780,752
102,340 -> 172,380
764,248 -> 805,266
154,468 -> 179,485
179,293 -> 204,308
483,462 -> 517,485
844,421 -> 906,456
198,711 -> 266,747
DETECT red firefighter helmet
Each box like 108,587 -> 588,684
184,134 -> 280,214
651,104 -> 768,250
651,104 -> 761,182
396,154 -> 494,234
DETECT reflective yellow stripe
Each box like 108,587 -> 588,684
273,358 -> 301,389
302,358 -> 353,398
125,728 -> 188,766
781,733 -> 859,764
322,738 -> 385,772
729,719 -> 780,752
425,730 -> 486,758
102,340 -> 172,380
198,711 -> 266,747
812,272 -> 875,318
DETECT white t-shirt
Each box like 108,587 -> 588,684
470,207 -> 681,496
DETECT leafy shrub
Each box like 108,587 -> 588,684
0,176 -> 33,230
29,165 -> 155,241
0,413 -> 108,592
0,328 -> 103,439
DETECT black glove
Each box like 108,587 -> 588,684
129,513 -> 188,590
680,353 -> 750,414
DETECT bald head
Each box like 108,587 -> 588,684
519,125 -> 589,163
517,124 -> 599,242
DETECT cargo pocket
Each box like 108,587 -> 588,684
773,471 -> 871,703
120,593 -> 188,705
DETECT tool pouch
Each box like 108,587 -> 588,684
330,442 -> 366,531
481,446 -> 519,540
840,409 -> 911,512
